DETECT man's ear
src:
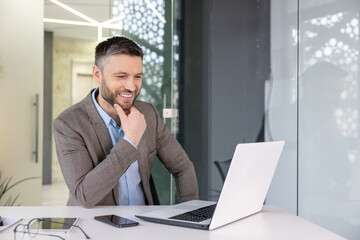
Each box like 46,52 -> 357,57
93,65 -> 101,85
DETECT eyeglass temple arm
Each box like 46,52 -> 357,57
13,229 -> 66,240
72,225 -> 91,239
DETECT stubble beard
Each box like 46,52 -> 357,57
100,77 -> 139,111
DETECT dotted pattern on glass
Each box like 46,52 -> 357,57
300,11 -> 359,138
110,0 -> 180,110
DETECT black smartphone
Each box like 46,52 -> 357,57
94,215 -> 139,228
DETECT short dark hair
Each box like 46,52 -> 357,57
95,36 -> 143,70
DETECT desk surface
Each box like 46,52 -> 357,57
0,205 -> 345,240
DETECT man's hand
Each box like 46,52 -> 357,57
114,104 -> 147,146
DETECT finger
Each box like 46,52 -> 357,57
114,104 -> 126,120
128,106 -> 139,114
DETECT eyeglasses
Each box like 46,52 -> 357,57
13,218 -> 91,240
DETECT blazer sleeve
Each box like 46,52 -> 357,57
53,116 -> 138,208
150,104 -> 199,202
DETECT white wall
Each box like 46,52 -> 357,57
0,0 -> 44,205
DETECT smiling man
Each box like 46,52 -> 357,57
53,36 -> 198,207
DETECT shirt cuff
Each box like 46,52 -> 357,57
123,136 -> 137,149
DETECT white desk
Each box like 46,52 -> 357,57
0,205 -> 345,240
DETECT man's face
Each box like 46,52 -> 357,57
95,54 -> 143,112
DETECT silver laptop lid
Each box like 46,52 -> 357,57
209,141 -> 284,230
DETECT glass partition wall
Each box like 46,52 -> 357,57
267,0 -> 360,239
298,0 -> 360,238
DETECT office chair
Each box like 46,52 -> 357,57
214,159 -> 232,182
214,115 -> 264,183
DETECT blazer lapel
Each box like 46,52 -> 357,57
138,130 -> 152,204
134,101 -> 153,204
84,90 -> 112,156
84,89 -> 118,205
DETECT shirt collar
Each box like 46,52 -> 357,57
91,88 -> 118,128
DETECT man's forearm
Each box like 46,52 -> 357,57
174,162 -> 199,202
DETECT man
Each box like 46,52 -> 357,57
53,36 -> 198,208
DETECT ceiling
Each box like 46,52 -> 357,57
44,0 -> 112,40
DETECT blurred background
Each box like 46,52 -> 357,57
0,0 -> 359,239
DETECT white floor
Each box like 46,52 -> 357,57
42,181 -> 68,206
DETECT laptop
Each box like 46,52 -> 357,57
136,141 -> 285,230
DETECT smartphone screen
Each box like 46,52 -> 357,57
94,215 -> 139,228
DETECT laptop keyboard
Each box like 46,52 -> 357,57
169,204 -> 217,222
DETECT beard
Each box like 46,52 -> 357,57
99,77 -> 139,111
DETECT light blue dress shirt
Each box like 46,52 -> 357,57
92,89 -> 146,205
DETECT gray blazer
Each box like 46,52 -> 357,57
53,90 -> 198,207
